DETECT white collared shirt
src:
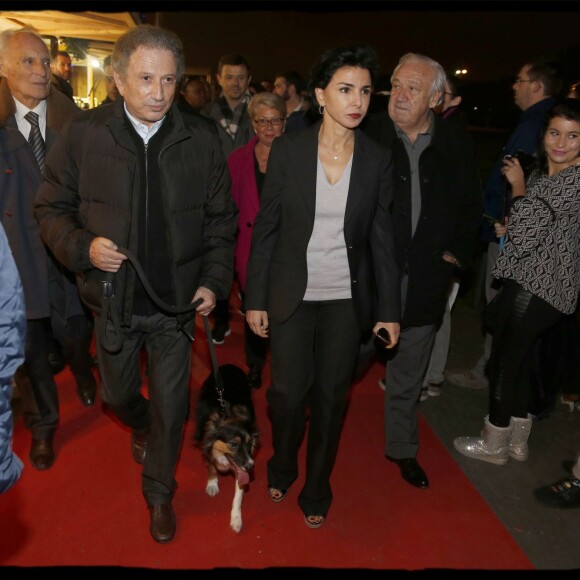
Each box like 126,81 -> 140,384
13,98 -> 48,141
124,103 -> 165,144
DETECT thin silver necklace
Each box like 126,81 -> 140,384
321,140 -> 353,160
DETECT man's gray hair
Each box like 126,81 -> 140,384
0,27 -> 48,57
112,24 -> 185,82
392,53 -> 446,105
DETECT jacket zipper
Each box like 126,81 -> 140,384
144,142 -> 148,279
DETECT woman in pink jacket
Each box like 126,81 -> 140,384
227,92 -> 287,388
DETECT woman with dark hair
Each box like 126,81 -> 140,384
455,98 -> 580,465
228,91 -> 287,388
245,44 -> 400,528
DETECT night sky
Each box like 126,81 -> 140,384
4,1 -> 577,129
150,3 -> 579,84
4,2 -> 577,84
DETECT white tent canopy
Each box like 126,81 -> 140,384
0,10 -> 138,57
0,10 -> 139,107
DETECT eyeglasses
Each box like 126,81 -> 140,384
254,117 -> 285,127
514,79 -> 534,84
444,92 -> 457,97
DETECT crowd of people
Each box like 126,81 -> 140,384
1,22 -> 579,547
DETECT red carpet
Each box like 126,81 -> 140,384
0,289 -> 533,571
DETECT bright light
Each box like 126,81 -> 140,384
90,58 -> 100,68
455,69 -> 468,76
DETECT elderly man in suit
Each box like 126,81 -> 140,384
0,27 -> 96,471
364,53 -> 482,489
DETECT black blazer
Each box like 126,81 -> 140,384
363,112 -> 482,327
245,121 -> 400,332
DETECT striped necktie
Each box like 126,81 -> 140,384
24,111 -> 45,171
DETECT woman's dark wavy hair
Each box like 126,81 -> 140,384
306,43 -> 378,100
536,98 -> 580,174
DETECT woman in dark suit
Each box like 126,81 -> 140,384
245,44 -> 400,528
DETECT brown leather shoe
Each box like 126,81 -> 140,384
30,434 -> 55,470
149,503 -> 176,543
131,429 -> 147,465
76,374 -> 97,407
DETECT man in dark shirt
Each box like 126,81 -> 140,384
35,24 -> 237,544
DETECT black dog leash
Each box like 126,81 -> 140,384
202,314 -> 226,412
99,246 -> 226,411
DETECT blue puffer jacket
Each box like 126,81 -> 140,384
0,221 -> 25,493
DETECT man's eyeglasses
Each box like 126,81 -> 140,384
514,79 -> 534,84
254,117 -> 285,127
444,92 -> 457,97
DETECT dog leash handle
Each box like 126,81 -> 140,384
100,247 -> 203,345
202,315 -> 226,411
99,247 -> 225,409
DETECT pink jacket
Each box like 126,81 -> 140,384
227,136 -> 260,291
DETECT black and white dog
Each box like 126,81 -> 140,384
194,364 -> 260,533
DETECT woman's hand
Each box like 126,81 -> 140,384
494,217 -> 508,238
501,156 -> 526,196
246,310 -> 269,338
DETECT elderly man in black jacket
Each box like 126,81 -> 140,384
0,28 -> 96,472
364,53 -> 482,489
35,25 -> 237,544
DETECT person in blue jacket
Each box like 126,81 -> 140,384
0,219 -> 25,493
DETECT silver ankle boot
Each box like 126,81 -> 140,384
453,416 -> 512,465
508,415 -> 533,461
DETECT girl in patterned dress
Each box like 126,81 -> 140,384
454,99 -> 580,465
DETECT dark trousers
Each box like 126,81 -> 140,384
16,318 -> 60,438
55,314 -> 95,384
267,299 -> 360,517
244,320 -> 268,368
95,312 -> 194,505
213,298 -> 230,326
383,324 -> 437,458
489,280 -> 562,427
240,291 -> 268,368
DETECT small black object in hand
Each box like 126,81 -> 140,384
503,150 -> 536,176
375,327 -> 391,346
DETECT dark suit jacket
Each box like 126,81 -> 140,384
0,78 -> 82,329
363,111 -> 482,327
50,75 -> 74,102
245,121 -> 400,332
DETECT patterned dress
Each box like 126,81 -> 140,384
493,164 -> 580,314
